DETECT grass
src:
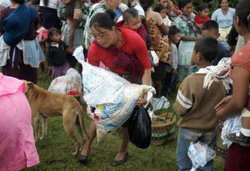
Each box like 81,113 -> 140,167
24,69 -> 225,171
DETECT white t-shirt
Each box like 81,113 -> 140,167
39,0 -> 64,9
163,16 -> 172,27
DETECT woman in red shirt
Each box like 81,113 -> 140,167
78,10 -> 151,166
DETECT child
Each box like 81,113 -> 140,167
215,0 -> 250,148
174,37 -> 225,170
121,8 -> 147,42
194,3 -> 211,29
47,28 -> 70,78
201,20 -> 230,65
154,4 -> 172,27
167,0 -> 181,22
161,25 -> 181,96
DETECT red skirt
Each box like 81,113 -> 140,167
225,143 -> 250,171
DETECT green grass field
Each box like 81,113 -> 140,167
24,69 -> 225,171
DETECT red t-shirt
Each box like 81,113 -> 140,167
87,27 -> 151,75
194,15 -> 211,25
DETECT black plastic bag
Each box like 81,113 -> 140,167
127,106 -> 152,149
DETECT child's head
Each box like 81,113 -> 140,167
48,28 -> 61,43
234,0 -> 250,36
168,25 -> 181,44
154,5 -> 168,19
192,37 -> 218,66
198,3 -> 210,18
123,8 -> 142,31
158,0 -> 169,8
201,20 -> 220,39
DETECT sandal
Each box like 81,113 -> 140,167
109,152 -> 129,166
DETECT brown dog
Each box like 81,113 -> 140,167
25,82 -> 89,155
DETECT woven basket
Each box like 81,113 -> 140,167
151,112 -> 176,145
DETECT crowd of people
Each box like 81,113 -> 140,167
0,0 -> 250,170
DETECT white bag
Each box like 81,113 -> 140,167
151,96 -> 170,112
48,68 -> 82,96
188,142 -> 216,171
73,46 -> 155,141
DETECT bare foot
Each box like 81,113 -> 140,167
80,142 -> 90,156
114,152 -> 127,161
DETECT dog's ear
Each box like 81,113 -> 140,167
27,82 -> 35,89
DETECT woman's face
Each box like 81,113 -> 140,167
181,2 -> 194,17
91,26 -> 116,48
159,0 -> 169,8
221,0 -> 229,10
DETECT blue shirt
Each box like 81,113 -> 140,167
211,8 -> 235,28
212,42 -> 231,65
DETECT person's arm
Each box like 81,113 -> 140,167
131,32 -> 151,85
141,69 -> 151,85
87,43 -> 101,67
181,36 -> 200,41
211,10 -> 217,21
174,78 -> 194,115
67,19 -> 79,54
216,66 -> 249,120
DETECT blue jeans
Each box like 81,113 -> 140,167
177,128 -> 216,171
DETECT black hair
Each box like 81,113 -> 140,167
198,3 -> 209,11
194,37 -> 219,63
201,20 -> 219,32
154,5 -> 166,13
139,0 -> 154,11
66,0 -> 75,19
179,0 -> 193,10
47,28 -> 61,43
168,25 -> 181,37
12,0 -> 25,4
123,8 -> 139,22
89,9 -> 116,30
236,0 -> 250,30
220,0 -> 228,3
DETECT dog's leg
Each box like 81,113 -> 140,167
41,114 -> 48,140
63,110 -> 81,156
32,111 -> 40,142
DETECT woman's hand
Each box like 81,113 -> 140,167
215,96 -> 232,112
136,91 -> 148,106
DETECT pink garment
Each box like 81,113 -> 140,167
0,73 -> 39,171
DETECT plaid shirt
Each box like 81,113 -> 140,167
83,1 -> 128,49
83,1 -> 107,50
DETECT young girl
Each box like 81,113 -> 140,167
194,3 -> 211,29
47,28 -> 69,78
215,0 -> 250,169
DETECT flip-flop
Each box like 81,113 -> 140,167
109,152 -> 129,166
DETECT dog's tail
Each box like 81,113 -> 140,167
76,107 -> 89,142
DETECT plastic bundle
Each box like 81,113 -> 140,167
188,142 -> 216,171
73,46 -> 155,141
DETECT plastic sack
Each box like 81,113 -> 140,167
151,96 -> 170,112
188,142 -> 216,171
127,106 -> 152,149
73,46 -> 155,141
48,68 -> 82,96
221,114 -> 241,147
